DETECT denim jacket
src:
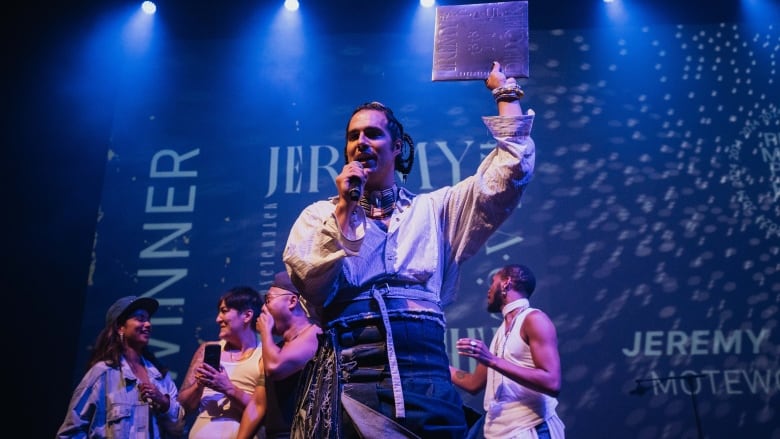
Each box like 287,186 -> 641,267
56,356 -> 185,438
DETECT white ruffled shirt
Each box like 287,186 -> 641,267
284,114 -> 536,310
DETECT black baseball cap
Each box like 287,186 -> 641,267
105,296 -> 159,326
271,271 -> 299,295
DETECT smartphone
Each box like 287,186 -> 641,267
203,344 -> 221,370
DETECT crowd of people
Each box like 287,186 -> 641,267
56,62 -> 564,439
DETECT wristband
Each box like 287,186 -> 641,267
491,83 -> 524,102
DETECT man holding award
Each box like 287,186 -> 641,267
283,56 -> 535,438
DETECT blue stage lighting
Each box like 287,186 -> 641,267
284,0 -> 300,12
141,1 -> 156,15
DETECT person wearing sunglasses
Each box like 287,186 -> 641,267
238,271 -> 321,439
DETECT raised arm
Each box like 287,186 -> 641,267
486,61 -> 524,117
258,307 -> 321,380
442,62 -> 536,272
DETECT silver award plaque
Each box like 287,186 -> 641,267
432,1 -> 529,81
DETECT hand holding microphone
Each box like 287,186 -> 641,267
346,161 -> 365,201
348,177 -> 361,201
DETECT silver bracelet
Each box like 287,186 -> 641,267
491,83 -> 524,102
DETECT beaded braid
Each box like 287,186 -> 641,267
396,133 -> 414,183
345,101 -> 415,182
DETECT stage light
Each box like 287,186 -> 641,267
284,0 -> 300,12
420,0 -> 436,8
141,1 -> 156,15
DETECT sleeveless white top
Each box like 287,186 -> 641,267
484,305 -> 561,439
189,337 -> 263,439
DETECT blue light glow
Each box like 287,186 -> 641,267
141,1 -> 156,15
284,0 -> 300,12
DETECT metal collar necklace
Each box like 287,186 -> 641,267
359,185 -> 397,219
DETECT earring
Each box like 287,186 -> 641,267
119,332 -> 125,344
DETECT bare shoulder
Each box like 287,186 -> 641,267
521,309 -> 557,337
525,308 -> 552,322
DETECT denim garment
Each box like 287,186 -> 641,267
56,358 -> 185,439
292,310 -> 467,439
285,113 -> 536,439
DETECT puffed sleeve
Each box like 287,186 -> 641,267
284,199 -> 366,307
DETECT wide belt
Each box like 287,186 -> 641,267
327,283 -> 443,419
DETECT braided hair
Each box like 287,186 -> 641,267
344,101 -> 415,182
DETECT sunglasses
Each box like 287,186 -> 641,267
264,293 -> 296,304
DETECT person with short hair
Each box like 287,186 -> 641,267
56,296 -> 185,438
178,286 -> 264,439
450,264 -> 565,439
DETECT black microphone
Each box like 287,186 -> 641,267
348,177 -> 361,201
347,161 -> 364,201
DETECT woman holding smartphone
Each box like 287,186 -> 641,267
178,286 -> 264,439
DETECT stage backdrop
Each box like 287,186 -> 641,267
76,18 -> 778,439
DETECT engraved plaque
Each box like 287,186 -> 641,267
432,1 -> 529,81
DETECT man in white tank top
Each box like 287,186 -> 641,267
450,264 -> 565,439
